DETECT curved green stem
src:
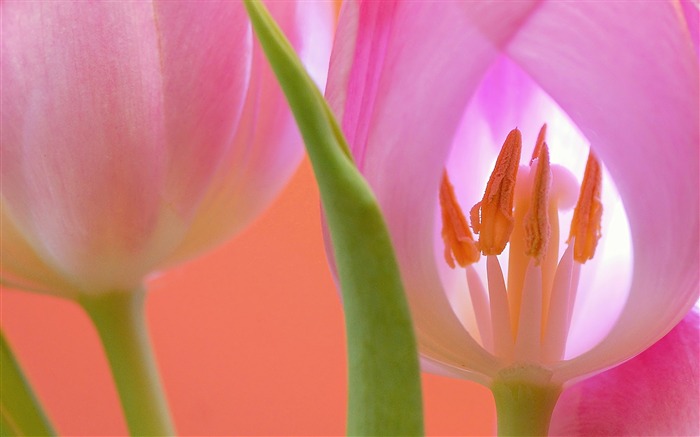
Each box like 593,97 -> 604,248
243,1 -> 424,435
491,379 -> 561,436
80,290 -> 174,436
1,331 -> 56,436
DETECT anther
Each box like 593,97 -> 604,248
568,150 -> 603,263
470,128 -> 522,255
530,123 -> 547,165
524,142 -> 552,265
440,170 -> 480,268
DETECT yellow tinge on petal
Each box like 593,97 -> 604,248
568,151 -> 603,263
470,129 -> 522,255
440,170 -> 480,268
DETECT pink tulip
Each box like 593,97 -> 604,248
1,1 -> 333,297
325,0 -> 698,426
550,309 -> 699,436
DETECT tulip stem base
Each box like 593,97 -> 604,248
80,289 -> 175,436
491,377 -> 561,436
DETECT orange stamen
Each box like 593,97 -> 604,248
530,123 -> 547,165
440,170 -> 480,268
470,128 -> 522,255
568,151 -> 603,263
524,142 -> 552,265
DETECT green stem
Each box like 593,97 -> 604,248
1,331 -> 56,436
491,379 -> 561,437
80,290 -> 174,436
242,2 -> 423,434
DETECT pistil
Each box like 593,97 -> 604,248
508,126 -> 554,333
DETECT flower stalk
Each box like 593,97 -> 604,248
491,378 -> 561,437
80,290 -> 174,436
1,331 -> 56,436
243,1 -> 424,435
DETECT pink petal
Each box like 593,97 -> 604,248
420,356 -> 490,386
494,1 -> 699,382
167,1 -> 334,262
550,310 -> 700,436
152,1 -> 251,218
680,0 -> 699,55
1,2 -> 168,291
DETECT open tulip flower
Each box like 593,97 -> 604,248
1,1 -> 332,435
325,1 -> 698,434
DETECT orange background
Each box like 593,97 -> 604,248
1,159 -> 495,436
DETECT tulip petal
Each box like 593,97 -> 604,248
167,1 -> 333,262
680,0 -> 699,54
491,1 -> 699,381
471,57 -> 541,145
419,355 -> 490,386
0,207 -> 78,297
1,2 -> 168,291
326,1 -> 544,378
151,1 -> 251,218
550,310 -> 700,436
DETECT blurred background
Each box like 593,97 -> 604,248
1,159 -> 495,436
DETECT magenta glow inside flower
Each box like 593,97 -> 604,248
431,57 -> 639,385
